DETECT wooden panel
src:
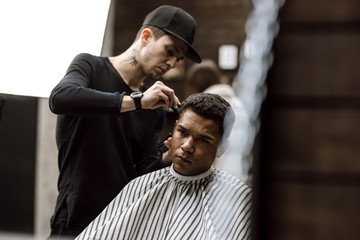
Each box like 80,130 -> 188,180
280,0 -> 360,23
259,0 -> 360,239
189,0 -> 250,63
265,183 -> 360,240
268,32 -> 360,97
265,108 -> 360,174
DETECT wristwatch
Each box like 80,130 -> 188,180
130,91 -> 143,111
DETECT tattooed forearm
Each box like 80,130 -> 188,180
121,49 -> 138,66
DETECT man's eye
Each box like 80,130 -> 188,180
167,48 -> 175,56
199,138 -> 209,144
176,56 -> 184,63
178,129 -> 187,135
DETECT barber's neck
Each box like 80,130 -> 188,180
109,46 -> 146,91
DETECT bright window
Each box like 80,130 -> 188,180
0,0 -> 111,98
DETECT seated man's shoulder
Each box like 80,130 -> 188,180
127,166 -> 170,190
212,168 -> 252,194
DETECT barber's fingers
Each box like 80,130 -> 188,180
161,137 -> 173,165
158,91 -> 181,110
164,137 -> 172,149
153,81 -> 177,108
171,94 -> 180,109
156,81 -> 181,107
163,89 -> 180,110
143,81 -> 180,110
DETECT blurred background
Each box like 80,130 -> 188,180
0,0 -> 359,239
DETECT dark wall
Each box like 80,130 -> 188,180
257,0 -> 360,239
0,94 -> 38,233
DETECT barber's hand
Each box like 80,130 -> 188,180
142,81 -> 180,110
161,136 -> 173,165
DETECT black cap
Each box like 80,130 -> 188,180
143,5 -> 201,63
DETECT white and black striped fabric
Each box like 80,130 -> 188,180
76,165 -> 252,240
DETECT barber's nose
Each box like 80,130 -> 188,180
167,56 -> 177,68
181,137 -> 195,154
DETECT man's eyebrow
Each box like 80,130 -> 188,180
198,134 -> 214,142
177,124 -> 188,131
170,44 -> 179,54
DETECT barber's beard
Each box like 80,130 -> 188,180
147,69 -> 163,81
147,73 -> 158,81
142,75 -> 159,88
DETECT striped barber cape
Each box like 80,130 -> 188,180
75,165 -> 252,240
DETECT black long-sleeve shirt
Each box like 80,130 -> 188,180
49,53 -> 166,229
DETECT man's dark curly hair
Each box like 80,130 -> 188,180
178,93 -> 235,141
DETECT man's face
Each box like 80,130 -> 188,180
170,109 -> 222,176
140,32 -> 187,79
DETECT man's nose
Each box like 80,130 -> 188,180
181,137 -> 195,154
167,56 -> 177,68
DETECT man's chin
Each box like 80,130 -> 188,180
149,69 -> 165,80
173,162 -> 190,175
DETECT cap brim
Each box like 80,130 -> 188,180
186,45 -> 202,63
163,29 -> 202,63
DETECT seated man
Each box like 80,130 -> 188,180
76,93 -> 252,240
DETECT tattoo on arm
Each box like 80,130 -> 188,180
121,49 -> 138,66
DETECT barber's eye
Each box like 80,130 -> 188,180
167,47 -> 175,56
176,56 -> 184,63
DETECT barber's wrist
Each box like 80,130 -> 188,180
120,96 -> 138,113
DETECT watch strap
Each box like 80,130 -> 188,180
133,97 -> 142,111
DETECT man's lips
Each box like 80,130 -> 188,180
156,67 -> 164,75
176,155 -> 191,164
156,67 -> 166,75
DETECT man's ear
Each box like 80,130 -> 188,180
216,139 -> 229,158
141,28 -> 152,45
